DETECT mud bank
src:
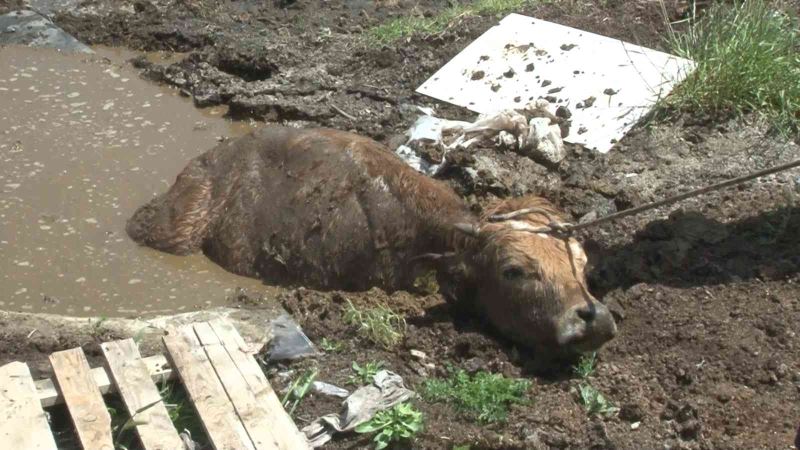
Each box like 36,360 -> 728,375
0,301 -> 284,379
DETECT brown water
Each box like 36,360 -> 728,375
0,45 -> 269,316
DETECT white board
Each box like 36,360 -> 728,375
417,13 -> 695,153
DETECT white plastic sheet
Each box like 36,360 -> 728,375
301,370 -> 415,448
417,13 -> 695,153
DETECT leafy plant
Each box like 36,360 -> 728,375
343,300 -> 406,348
349,361 -> 386,386
573,352 -> 597,379
423,369 -> 531,423
577,383 -> 619,417
282,369 -> 318,416
319,337 -> 343,353
660,0 -> 800,134
355,402 -> 424,450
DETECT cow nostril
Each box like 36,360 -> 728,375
576,306 -> 596,322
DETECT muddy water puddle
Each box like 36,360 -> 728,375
0,45 -> 268,316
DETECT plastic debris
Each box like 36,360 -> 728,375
265,314 -> 318,362
301,370 -> 415,448
396,100 -> 565,175
0,10 -> 93,53
311,381 -> 350,398
179,429 -> 198,450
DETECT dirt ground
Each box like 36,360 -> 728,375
2,0 -> 800,449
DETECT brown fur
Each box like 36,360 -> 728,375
127,126 -> 614,351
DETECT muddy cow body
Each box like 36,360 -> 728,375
128,126 -> 616,352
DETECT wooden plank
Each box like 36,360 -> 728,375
36,354 -> 173,408
208,319 -> 310,450
101,339 -> 183,450
193,321 -> 221,346
0,362 -> 58,450
202,343 -> 280,450
163,328 -> 255,450
194,320 -> 281,449
49,348 -> 114,450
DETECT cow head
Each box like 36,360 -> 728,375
441,200 -> 617,354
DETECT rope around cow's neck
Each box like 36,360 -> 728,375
490,157 -> 800,236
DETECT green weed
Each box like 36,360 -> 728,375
367,0 -> 537,45
573,352 -> 597,379
282,369 -> 318,416
319,337 -> 343,353
423,369 -> 530,423
349,360 -> 386,386
343,300 -> 406,348
660,0 -> 800,134
355,402 -> 424,450
577,383 -> 619,417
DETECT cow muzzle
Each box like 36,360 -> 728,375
556,301 -> 617,352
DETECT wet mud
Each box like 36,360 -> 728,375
1,0 -> 799,449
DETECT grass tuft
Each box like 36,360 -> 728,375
367,0 -> 537,45
343,300 -> 406,348
423,369 -> 531,423
662,0 -> 800,133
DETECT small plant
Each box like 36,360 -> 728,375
577,383 -> 619,417
423,369 -> 530,423
349,361 -> 386,386
367,0 -> 536,45
355,402 -> 424,450
319,337 -> 343,353
160,381 -> 208,447
343,300 -> 406,348
660,0 -> 800,134
573,352 -> 597,379
282,369 -> 318,416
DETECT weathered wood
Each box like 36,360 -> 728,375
36,353 -> 173,408
195,320 -> 281,449
101,339 -> 183,450
208,319 -> 310,450
49,348 -> 114,450
0,362 -> 58,450
192,321 -> 221,346
163,328 -> 255,450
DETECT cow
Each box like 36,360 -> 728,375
127,125 -> 616,353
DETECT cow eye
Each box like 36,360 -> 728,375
502,266 -> 525,280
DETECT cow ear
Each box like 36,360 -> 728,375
453,222 -> 481,237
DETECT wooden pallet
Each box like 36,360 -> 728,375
0,318 -> 310,450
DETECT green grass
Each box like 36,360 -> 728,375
355,402 -> 424,450
349,360 -> 386,385
661,0 -> 800,133
343,300 -> 406,348
367,0 -> 537,45
422,369 -> 531,423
